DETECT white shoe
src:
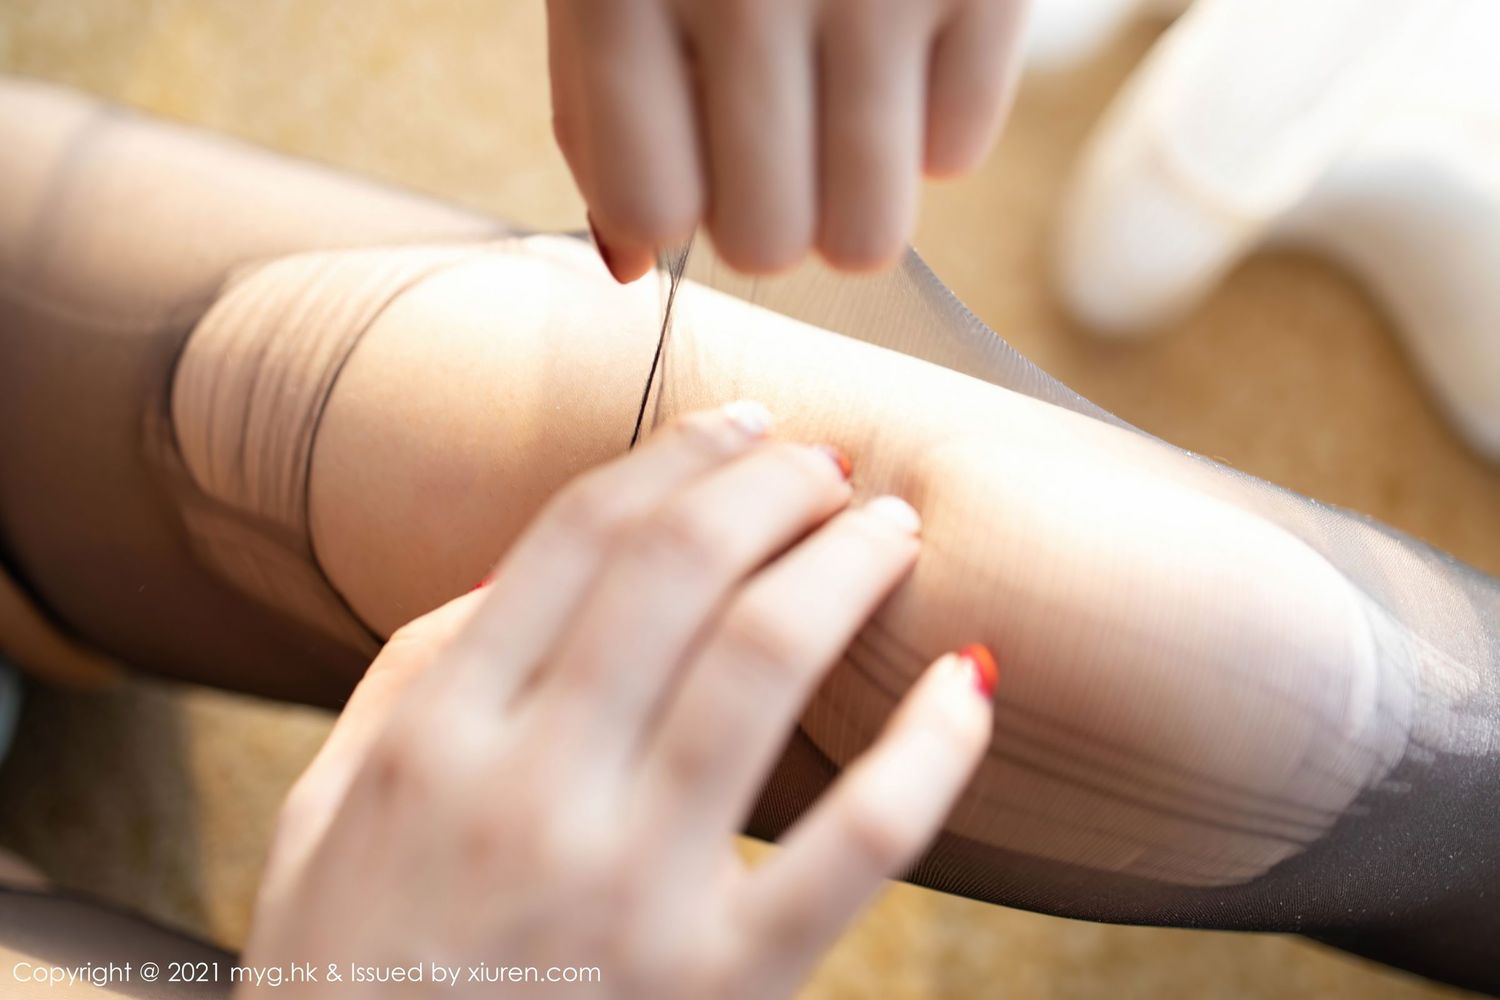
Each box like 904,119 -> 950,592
1054,0 -> 1500,458
1023,0 -> 1191,72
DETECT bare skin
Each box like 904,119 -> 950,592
311,235 -> 1399,889
2,76 -> 1491,993
547,0 -> 1030,277
248,403 -> 993,999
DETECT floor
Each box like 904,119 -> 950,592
0,2 -> 1495,997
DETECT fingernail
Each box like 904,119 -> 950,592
587,212 -> 623,283
723,399 -> 774,438
813,444 -> 852,481
956,643 -> 999,701
865,495 -> 922,535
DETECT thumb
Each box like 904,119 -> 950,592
267,586 -> 493,867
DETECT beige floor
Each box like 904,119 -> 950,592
0,2 -> 1495,998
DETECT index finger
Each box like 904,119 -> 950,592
567,0 -> 703,271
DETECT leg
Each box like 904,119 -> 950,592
304,235 -> 1498,989
0,76 -> 501,702
0,850 -> 230,999
1,78 -> 1494,992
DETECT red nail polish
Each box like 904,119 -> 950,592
587,212 -> 623,283
958,643 -> 998,700
471,572 -> 495,592
815,444 -> 852,481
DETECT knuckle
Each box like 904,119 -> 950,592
837,778 -> 912,872
658,724 -> 723,792
359,732 -> 434,806
765,440 -> 831,484
629,500 -> 734,576
775,442 -> 851,501
715,597 -> 811,688
459,770 -> 627,881
549,476 -> 631,548
456,811 -> 515,871
846,506 -> 919,551
663,408 -> 744,459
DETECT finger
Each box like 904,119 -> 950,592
439,402 -> 776,705
924,0 -> 1029,177
550,1 -> 663,283
548,3 -> 656,282
531,441 -> 854,762
547,0 -> 589,186
816,3 -> 933,270
570,0 -> 703,281
588,211 -> 657,286
739,646 -> 996,985
549,3 -> 654,283
696,4 -> 817,272
637,496 -> 921,853
274,586 -> 493,850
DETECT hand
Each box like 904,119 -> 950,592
240,402 -> 996,998
547,0 -> 1030,280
